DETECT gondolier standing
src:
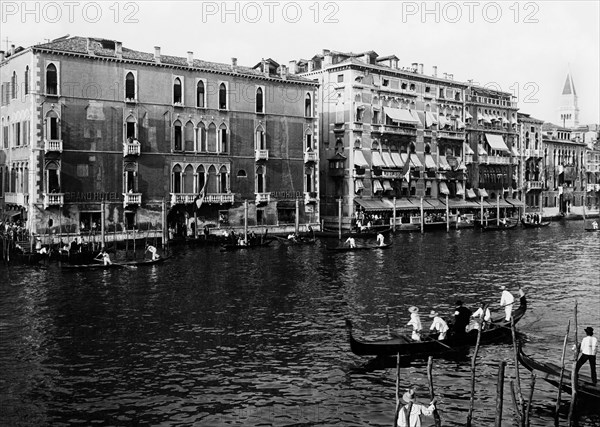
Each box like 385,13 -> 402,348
429,311 -> 449,340
575,327 -> 597,384
395,389 -> 436,427
500,285 -> 515,321
407,306 -> 422,341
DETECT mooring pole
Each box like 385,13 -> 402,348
495,360 -> 506,427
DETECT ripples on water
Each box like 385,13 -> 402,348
1,221 -> 599,426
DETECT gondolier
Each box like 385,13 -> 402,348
429,311 -> 449,340
395,389 -> 436,427
500,286 -> 514,321
407,307 -> 422,341
576,327 -> 597,385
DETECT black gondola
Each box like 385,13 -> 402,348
521,221 -> 551,228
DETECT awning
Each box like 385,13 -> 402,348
0,210 -> 21,221
478,188 -> 489,198
439,181 -> 450,195
425,111 -> 438,128
438,156 -> 451,170
438,115 -> 449,129
382,151 -> 395,168
456,182 -> 465,196
385,107 -> 420,124
479,113 -> 491,124
464,144 -> 474,155
506,198 -> 525,207
465,110 -> 473,120
490,199 -> 514,208
456,118 -> 465,129
393,198 -> 417,210
466,188 -> 477,199
372,151 -> 386,168
382,180 -> 393,191
354,179 -> 364,193
511,146 -> 520,156
410,110 -> 423,126
391,152 -> 404,168
425,154 -> 437,169
478,145 -> 488,156
373,180 -> 384,193
423,198 -> 446,210
354,149 -> 369,168
355,198 -> 392,211
410,153 -> 423,168
448,198 -> 478,209
485,134 -> 509,152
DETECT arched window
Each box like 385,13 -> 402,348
46,111 -> 60,140
11,71 -> 17,99
219,166 -> 228,193
184,121 -> 194,151
305,166 -> 314,193
173,120 -> 182,151
256,126 -> 266,150
172,165 -> 182,193
219,83 -> 227,110
196,80 -> 205,108
24,66 -> 29,95
125,115 -> 136,139
45,161 -> 60,193
256,87 -> 264,113
124,162 -> 136,193
46,63 -> 57,95
237,169 -> 247,178
208,165 -> 218,193
207,123 -> 217,152
256,165 -> 265,193
197,123 -> 207,152
173,77 -> 182,104
219,124 -> 228,153
305,93 -> 312,117
305,130 -> 313,151
125,72 -> 135,100
196,165 -> 206,192
183,164 -> 194,193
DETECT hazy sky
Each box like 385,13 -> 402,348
2,0 -> 599,124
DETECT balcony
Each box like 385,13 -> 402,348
304,151 -> 317,163
255,149 -> 269,161
487,155 -> 511,164
370,124 -> 382,133
437,130 -> 465,140
465,154 -> 474,164
170,193 -> 197,205
44,139 -> 63,153
304,191 -> 318,205
5,192 -> 28,207
123,139 -> 141,156
383,125 -> 417,136
349,122 -> 363,132
204,193 -> 235,204
526,181 -> 544,192
125,97 -> 137,104
123,192 -> 142,208
255,192 -> 271,204
380,170 -> 403,179
43,192 -> 64,209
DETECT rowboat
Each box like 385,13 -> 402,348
220,239 -> 273,252
61,255 -> 169,269
273,235 -> 318,246
521,221 -> 551,228
345,295 -> 527,357
517,345 -> 600,400
118,255 -> 170,266
314,226 -> 392,239
328,242 -> 393,252
479,221 -> 519,231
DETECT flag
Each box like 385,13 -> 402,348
195,175 -> 209,210
402,152 -> 411,182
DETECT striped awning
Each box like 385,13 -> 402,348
373,179 -> 384,193
354,150 -> 369,168
439,181 -> 450,195
372,151 -> 386,168
382,180 -> 393,191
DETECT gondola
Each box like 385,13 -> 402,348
584,227 -> 600,232
273,235 -> 318,246
60,261 -> 124,270
314,226 -> 393,239
328,242 -> 393,252
345,295 -> 527,357
219,239 -> 273,252
517,344 -> 600,400
118,255 -> 170,266
521,221 -> 551,228
479,221 -> 519,231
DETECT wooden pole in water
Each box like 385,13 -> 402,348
497,194 -> 500,226
554,320 -> 571,426
494,360 -> 506,427
393,352 -> 402,427
392,196 -> 397,232
509,381 -> 522,426
567,302 -> 579,426
427,356 -> 441,427
420,197 -> 424,234
524,373 -> 536,427
295,198 -> 300,235
511,315 -> 525,415
466,305 -> 485,427
338,198 -> 342,240
193,209 -> 197,240
162,198 -> 167,250
446,194 -> 450,232
244,199 -> 248,245
480,194 -> 484,228
100,200 -> 106,249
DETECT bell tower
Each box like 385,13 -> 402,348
558,70 -> 579,128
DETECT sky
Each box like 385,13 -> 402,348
2,0 -> 599,125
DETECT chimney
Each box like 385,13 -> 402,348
115,41 -> 122,59
432,65 -> 438,77
323,49 -> 332,65
411,62 -> 418,71
231,57 -> 237,67
85,38 -> 94,55
448,73 -> 454,80
279,65 -> 288,80
392,58 -> 398,69
419,63 -> 424,74
10,44 -> 15,56
187,51 -> 194,67
154,46 -> 161,63
261,58 -> 269,76
0,51 -> 4,62
443,72 -> 448,79
288,60 -> 297,74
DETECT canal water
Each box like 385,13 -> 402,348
1,221 -> 599,426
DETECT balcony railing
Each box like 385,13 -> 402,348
380,170 -> 403,179
170,193 -> 236,205
526,181 -> 543,191
304,191 -> 318,204
304,151 -> 317,163
204,193 -> 235,204
487,155 -> 511,164
44,139 -> 63,153
370,124 -> 382,133
255,192 -> 271,204
383,125 -> 417,136
5,192 -> 28,206
123,140 -> 141,156
123,192 -> 142,208
437,130 -> 465,140
43,192 -> 64,209
171,193 -> 197,204
255,149 -> 269,161
465,154 -> 474,164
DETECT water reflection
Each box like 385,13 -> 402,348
0,221 -> 598,426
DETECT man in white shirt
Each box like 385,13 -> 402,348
471,302 -> 491,330
395,389 -> 436,427
576,327 -> 597,384
407,306 -> 422,341
499,285 -> 514,321
429,311 -> 449,340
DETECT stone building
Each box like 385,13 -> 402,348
517,113 -> 545,213
0,36 -> 319,237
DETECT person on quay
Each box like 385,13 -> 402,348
453,300 -> 472,339
376,232 -> 385,246
407,306 -> 422,341
395,389 -> 436,427
95,249 -> 112,265
145,244 -> 159,261
429,311 -> 449,340
345,236 -> 356,248
500,285 -> 515,321
471,302 -> 491,330
575,327 -> 597,384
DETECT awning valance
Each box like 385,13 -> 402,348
485,134 -> 509,152
382,151 -> 395,168
425,154 -> 437,169
438,156 -> 451,170
355,197 -> 392,211
478,188 -> 489,198
372,151 -> 386,168
354,149 -> 369,168
439,181 -> 450,195
393,198 -> 417,210
385,107 -> 420,124
456,118 -> 465,129
479,113 -> 491,124
391,152 -> 403,168
382,180 -> 393,191
373,179 -> 384,193
456,182 -> 465,196
438,115 -> 450,128
354,179 -> 364,193
447,198 -> 478,209
466,188 -> 477,199
410,153 -> 423,168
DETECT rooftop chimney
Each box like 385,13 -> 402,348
262,58 -> 269,76
231,57 -> 237,67
392,58 -> 398,69
443,72 -> 448,79
279,65 -> 288,80
448,73 -> 454,80
323,49 -> 332,65
288,60 -> 297,74
187,51 -> 194,67
115,41 -> 122,59
432,65 -> 438,77
0,51 -> 4,62
154,46 -> 161,63
411,62 -> 418,72
418,63 -> 424,74
86,38 -> 94,55
10,44 -> 15,56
